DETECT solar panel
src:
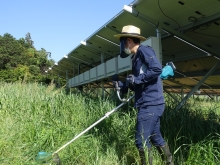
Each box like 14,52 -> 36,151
51,0 -> 220,95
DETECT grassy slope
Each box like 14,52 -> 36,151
0,82 -> 219,165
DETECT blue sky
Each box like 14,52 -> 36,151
0,0 -> 132,62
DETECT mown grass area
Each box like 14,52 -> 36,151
0,82 -> 219,165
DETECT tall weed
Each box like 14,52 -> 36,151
0,82 -> 219,164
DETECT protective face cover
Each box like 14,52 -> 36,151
120,37 -> 131,58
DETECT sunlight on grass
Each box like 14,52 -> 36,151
0,82 -> 219,164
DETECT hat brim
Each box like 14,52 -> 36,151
114,34 -> 146,41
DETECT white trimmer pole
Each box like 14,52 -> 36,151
53,94 -> 135,155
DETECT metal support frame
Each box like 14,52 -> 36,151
62,3 -> 220,102
66,55 -> 93,66
156,26 -> 163,64
202,90 -> 214,100
101,53 -> 105,98
175,60 -> 220,110
157,27 -> 163,91
57,59 -> 78,77
105,25 -> 121,34
174,70 -> 220,78
177,12 -> 220,33
162,84 -> 220,90
163,51 -> 212,64
164,88 -> 178,102
161,12 -> 220,39
181,86 -> 184,99
73,78 -> 112,98
91,81 -> 111,96
123,5 -> 220,59
78,63 -> 93,75
81,41 -> 114,58
167,79 -> 191,90
73,64 -> 75,77
174,69 -> 213,89
191,78 -> 212,89
52,67 -> 66,78
123,5 -> 220,110
56,62 -> 73,75
65,57 -> 94,77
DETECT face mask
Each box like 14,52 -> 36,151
124,46 -> 131,55
120,37 -> 131,58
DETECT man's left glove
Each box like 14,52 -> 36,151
126,74 -> 135,86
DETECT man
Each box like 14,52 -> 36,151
113,25 -> 174,165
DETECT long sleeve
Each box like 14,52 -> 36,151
134,46 -> 162,85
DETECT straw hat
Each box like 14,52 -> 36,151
114,25 -> 146,41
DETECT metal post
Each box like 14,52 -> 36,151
73,64 -> 75,77
156,27 -> 163,91
164,88 -> 178,102
101,53 -> 104,63
175,60 -> 220,110
181,86 -> 184,99
101,53 -> 104,99
156,26 -> 163,64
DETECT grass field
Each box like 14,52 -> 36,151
0,82 -> 219,165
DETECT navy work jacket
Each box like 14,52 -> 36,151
132,45 -> 164,108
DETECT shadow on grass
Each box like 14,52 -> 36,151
161,99 -> 220,164
69,89 -> 220,164
95,99 -> 220,164
93,113 -> 138,165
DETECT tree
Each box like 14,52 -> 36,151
0,33 -> 25,69
25,32 -> 34,48
0,33 -> 55,83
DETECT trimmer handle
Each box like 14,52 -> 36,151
117,90 -> 127,102
113,81 -> 121,91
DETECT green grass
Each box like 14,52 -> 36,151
0,82 -> 220,164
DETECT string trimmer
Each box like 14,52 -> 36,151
36,87 -> 134,164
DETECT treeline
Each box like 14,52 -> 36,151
0,33 -> 55,84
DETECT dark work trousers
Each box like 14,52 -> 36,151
135,104 -> 166,149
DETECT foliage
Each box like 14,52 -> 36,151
0,33 -> 55,84
0,82 -> 219,164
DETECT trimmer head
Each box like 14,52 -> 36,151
36,151 -> 61,164
35,90 -> 135,165
53,153 -> 62,165
36,151 -> 52,163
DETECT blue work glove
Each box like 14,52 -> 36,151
126,74 -> 135,87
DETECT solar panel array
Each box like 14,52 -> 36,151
51,0 -> 220,95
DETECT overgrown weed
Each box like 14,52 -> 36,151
0,82 -> 219,164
